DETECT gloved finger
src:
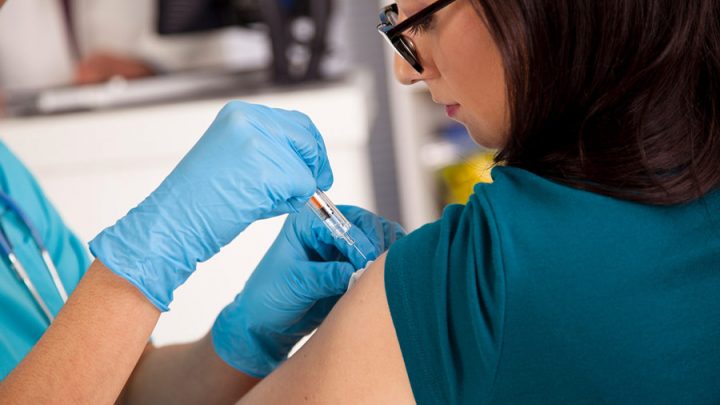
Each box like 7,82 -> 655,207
344,225 -> 380,268
302,211 -> 378,268
231,104 -> 331,215
285,195 -> 314,213
276,109 -> 334,191
295,205 -> 386,268
271,192 -> 314,215
278,209 -> 340,263
284,295 -> 341,337
344,206 -> 406,252
268,154 -> 317,214
296,119 -> 333,191
340,206 -> 383,248
339,205 -> 403,260
342,206 -> 406,251
381,217 -> 407,248
296,261 -> 355,300
289,204 -> 394,268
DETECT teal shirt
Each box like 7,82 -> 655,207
0,142 -> 90,380
385,166 -> 720,404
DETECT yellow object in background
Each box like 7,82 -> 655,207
439,151 -> 496,205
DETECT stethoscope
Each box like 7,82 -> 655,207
0,190 -> 68,324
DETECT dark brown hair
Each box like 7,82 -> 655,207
472,0 -> 720,204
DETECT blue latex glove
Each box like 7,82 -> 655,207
89,101 -> 333,311
211,205 -> 406,377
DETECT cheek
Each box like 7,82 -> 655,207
437,16 -> 510,148
462,56 -> 509,148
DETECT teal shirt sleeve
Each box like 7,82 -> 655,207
385,194 -> 507,405
0,141 -> 91,380
385,166 -> 720,404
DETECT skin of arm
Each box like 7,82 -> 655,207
0,260 -> 259,404
119,335 -> 259,404
237,253 -> 416,404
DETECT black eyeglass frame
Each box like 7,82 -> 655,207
377,0 -> 457,74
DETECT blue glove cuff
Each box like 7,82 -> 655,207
88,199 -> 203,311
89,232 -> 177,312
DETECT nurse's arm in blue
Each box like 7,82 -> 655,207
0,259 -> 260,404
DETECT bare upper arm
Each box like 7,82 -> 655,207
238,253 -> 415,404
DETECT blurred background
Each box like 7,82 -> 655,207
0,0 -> 493,344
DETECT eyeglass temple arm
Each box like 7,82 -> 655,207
385,0 -> 456,37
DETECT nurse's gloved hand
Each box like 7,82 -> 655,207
89,101 -> 333,311
211,205 -> 405,377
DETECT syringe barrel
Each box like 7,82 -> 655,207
306,190 -> 353,243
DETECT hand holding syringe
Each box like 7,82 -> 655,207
306,190 -> 368,263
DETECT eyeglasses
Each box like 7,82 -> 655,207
377,0 -> 457,74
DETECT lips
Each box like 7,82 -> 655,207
431,96 -> 460,118
445,104 -> 460,117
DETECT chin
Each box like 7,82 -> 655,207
465,125 -> 506,150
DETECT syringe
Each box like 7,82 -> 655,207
306,190 -> 367,262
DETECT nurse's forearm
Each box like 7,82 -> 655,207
121,334 -> 260,404
0,259 -> 160,404
0,260 -> 260,404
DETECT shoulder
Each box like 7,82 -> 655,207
385,166 -> 566,291
0,141 -> 39,191
385,168 -> 517,286
380,167 -> 556,403
0,142 -> 54,239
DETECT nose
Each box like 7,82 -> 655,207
393,53 -> 423,85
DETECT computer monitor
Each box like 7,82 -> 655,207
156,0 -> 333,84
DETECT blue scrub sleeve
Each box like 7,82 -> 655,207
0,142 -> 91,292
